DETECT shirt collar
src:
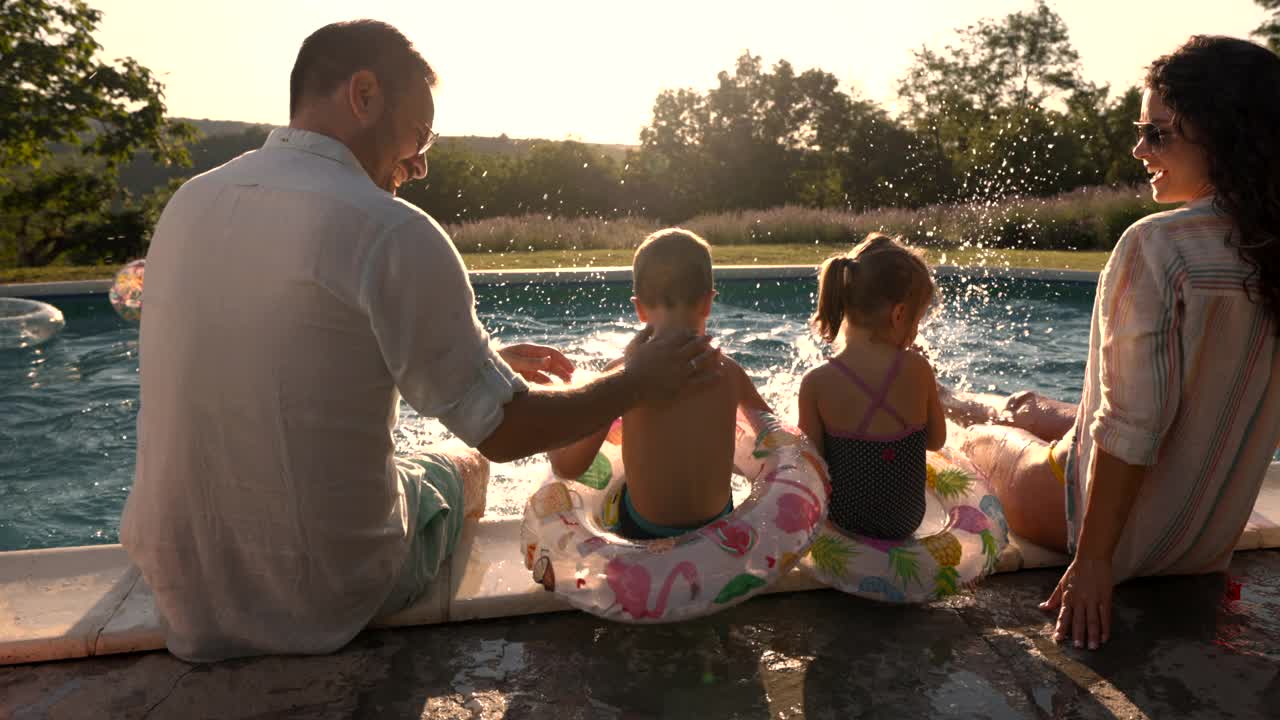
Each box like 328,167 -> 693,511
1186,195 -> 1216,211
264,127 -> 366,174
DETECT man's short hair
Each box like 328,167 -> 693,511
632,228 -> 714,307
289,20 -> 437,117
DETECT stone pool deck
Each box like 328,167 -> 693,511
2,549 -> 1277,719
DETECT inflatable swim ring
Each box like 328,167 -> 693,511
520,409 -> 830,623
0,297 -> 65,350
799,445 -> 1009,602
109,260 -> 144,322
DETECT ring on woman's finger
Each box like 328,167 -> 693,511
689,358 -> 698,370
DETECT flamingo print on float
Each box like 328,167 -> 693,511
605,558 -> 701,620
768,471 -> 824,534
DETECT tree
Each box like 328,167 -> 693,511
396,142 -> 512,223
631,88 -> 716,219
631,52 -> 939,218
504,141 -> 622,218
898,0 -> 1090,200
1257,0 -> 1280,53
0,167 -> 172,266
900,0 -> 1082,114
0,0 -> 193,266
1064,85 -> 1146,187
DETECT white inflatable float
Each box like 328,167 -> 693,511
521,409 -> 830,622
800,444 -> 1010,602
0,297 -> 65,350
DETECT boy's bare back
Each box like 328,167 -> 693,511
621,351 -> 739,527
547,227 -> 775,532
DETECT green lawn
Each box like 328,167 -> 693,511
0,245 -> 1111,284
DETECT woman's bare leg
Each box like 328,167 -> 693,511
962,425 -> 1070,552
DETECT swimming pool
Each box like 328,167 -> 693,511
0,273 -> 1094,551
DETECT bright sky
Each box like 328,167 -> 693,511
91,0 -> 1271,144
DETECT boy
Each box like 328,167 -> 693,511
549,228 -> 770,539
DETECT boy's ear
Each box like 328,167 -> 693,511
631,296 -> 648,323
698,291 -> 716,318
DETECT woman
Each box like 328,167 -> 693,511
957,36 -> 1280,651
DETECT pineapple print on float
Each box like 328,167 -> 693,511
800,445 -> 1009,603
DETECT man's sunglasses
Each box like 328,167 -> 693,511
416,126 -> 440,157
1134,122 -> 1175,150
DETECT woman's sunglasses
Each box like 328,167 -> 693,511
1134,122 -> 1175,150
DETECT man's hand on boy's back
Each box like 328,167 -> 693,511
623,326 -> 721,406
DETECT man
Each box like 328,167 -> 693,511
121,20 -> 715,662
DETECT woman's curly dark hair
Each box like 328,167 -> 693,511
1146,36 -> 1280,325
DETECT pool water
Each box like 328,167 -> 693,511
0,275 -> 1094,551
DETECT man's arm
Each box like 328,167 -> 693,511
478,331 -> 718,463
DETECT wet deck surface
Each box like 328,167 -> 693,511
3,550 -> 1278,719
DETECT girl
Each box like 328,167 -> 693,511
797,233 -> 946,539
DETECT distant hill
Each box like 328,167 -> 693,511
113,119 -> 635,197
439,135 -> 632,164
181,118 -> 275,138
117,121 -> 273,196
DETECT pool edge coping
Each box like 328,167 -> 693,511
3,474 -> 1279,667
0,264 -> 1100,299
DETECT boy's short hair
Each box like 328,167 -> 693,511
632,228 -> 714,307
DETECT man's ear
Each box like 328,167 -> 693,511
347,70 -> 385,127
631,296 -> 648,323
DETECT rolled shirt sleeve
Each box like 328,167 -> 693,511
1089,224 -> 1183,466
358,213 -> 528,446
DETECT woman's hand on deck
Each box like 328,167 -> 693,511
1041,555 -> 1114,650
498,343 -> 575,384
